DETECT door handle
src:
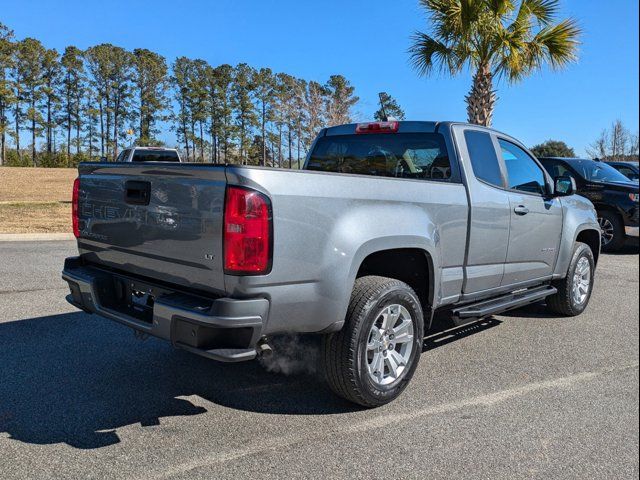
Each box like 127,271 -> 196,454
514,205 -> 529,215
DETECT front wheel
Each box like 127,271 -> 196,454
322,276 -> 424,407
547,242 -> 595,316
598,211 -> 625,252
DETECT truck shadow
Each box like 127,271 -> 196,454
0,310 -> 505,449
423,315 -> 503,351
0,312 -> 355,449
608,237 -> 639,255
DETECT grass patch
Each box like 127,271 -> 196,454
0,202 -> 71,233
0,166 -> 77,203
0,167 -> 76,233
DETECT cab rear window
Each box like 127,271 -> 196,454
132,150 -> 180,162
306,133 -> 451,181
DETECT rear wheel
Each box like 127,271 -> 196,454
322,276 -> 424,407
547,242 -> 595,316
598,211 -> 625,252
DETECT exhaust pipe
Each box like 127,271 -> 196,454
256,337 -> 273,358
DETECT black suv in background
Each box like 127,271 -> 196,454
540,157 -> 639,252
607,161 -> 639,182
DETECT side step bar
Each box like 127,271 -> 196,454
453,285 -> 557,320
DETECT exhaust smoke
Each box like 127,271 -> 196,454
258,334 -> 321,376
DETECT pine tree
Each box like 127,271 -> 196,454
84,90 -> 100,160
171,57 -> 193,161
274,73 -> 299,168
85,44 -> 133,159
254,67 -> 275,166
110,47 -> 133,158
231,63 -> 258,164
293,78 -> 307,168
0,23 -> 14,165
304,81 -> 327,150
188,59 -> 209,162
132,48 -> 169,146
374,92 -> 405,121
325,74 -> 358,126
204,63 -> 233,163
60,46 -> 85,158
14,38 -> 46,165
41,48 -> 61,154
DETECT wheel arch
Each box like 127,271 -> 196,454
594,203 -> 624,218
575,228 -> 601,266
354,247 -> 435,327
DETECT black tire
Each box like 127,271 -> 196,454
321,275 -> 424,407
547,242 -> 595,316
598,210 -> 625,252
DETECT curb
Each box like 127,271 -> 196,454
0,233 -> 75,242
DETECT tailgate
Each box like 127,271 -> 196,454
76,163 -> 227,295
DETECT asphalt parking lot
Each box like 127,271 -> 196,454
0,240 -> 638,479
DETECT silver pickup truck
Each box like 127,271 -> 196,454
62,121 -> 600,407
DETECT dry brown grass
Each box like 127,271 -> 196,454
0,167 -> 76,233
0,166 -> 77,202
0,202 -> 71,233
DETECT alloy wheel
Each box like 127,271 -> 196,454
598,217 -> 614,246
366,304 -> 414,386
572,256 -> 591,305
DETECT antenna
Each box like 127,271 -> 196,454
378,92 -> 388,121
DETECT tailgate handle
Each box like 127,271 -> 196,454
124,181 -> 151,205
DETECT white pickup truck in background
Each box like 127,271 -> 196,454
113,147 -> 182,163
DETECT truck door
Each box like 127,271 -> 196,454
452,125 -> 511,294
496,138 -> 563,285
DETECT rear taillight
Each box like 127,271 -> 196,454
224,186 -> 272,274
355,121 -> 399,134
72,177 -> 80,238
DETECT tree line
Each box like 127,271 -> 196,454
586,120 -> 640,162
531,120 -> 639,161
0,22 -> 361,167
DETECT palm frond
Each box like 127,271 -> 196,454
509,0 -> 559,39
485,0 -> 516,18
408,32 -> 462,76
532,18 -> 581,69
419,0 -> 482,40
493,25 -> 527,81
524,0 -> 560,24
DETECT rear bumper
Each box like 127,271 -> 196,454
61,257 -> 268,362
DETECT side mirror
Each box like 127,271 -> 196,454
554,176 -> 576,196
99,156 -> 108,163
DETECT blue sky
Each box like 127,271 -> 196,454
5,0 -> 639,156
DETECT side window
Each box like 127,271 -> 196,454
541,160 -> 573,179
557,162 -> 576,180
618,166 -> 636,179
499,139 -> 547,195
464,130 -> 503,187
116,150 -> 130,162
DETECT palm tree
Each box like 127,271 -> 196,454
409,0 -> 581,126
